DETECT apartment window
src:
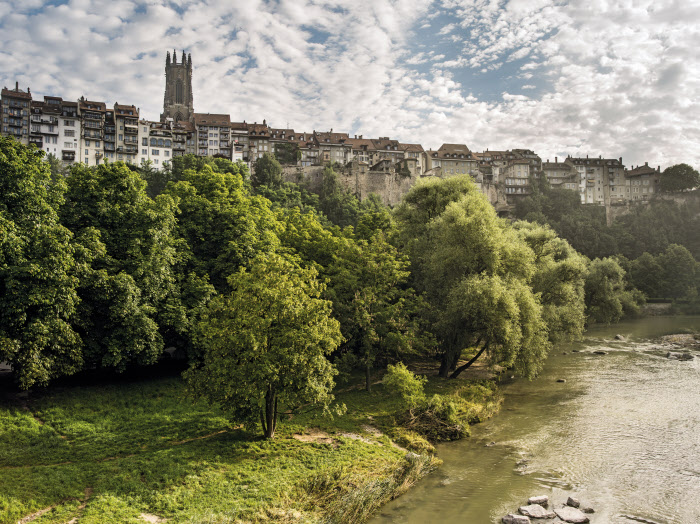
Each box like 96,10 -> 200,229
85,140 -> 90,146
150,138 -> 157,146
142,149 -> 148,155
85,149 -> 89,156
65,130 -> 75,137
165,151 -> 170,157
64,120 -> 74,126
118,134 -> 123,141
154,159 -> 158,164
152,149 -> 159,155
64,142 -> 72,148
95,141 -> 100,147
142,138 -> 147,146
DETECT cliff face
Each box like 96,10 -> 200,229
281,164 -> 507,209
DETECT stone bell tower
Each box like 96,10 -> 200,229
161,49 -> 194,123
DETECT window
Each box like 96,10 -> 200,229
95,141 -> 100,147
65,130 -> 75,137
150,138 -> 157,146
142,149 -> 148,155
165,151 -> 170,157
85,149 -> 89,156
64,120 -> 74,126
118,134 -> 123,141
152,149 -> 159,155
142,138 -> 147,145
85,140 -> 90,146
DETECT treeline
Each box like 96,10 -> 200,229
515,175 -> 700,307
2,139 -> 645,437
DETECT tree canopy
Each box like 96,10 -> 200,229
658,163 -> 700,192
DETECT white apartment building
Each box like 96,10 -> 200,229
78,98 -> 106,166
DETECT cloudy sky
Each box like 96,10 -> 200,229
1,0 -> 698,168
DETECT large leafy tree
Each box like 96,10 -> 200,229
658,163 -> 700,192
184,254 -> 342,439
0,137 -> 83,388
584,257 -> 643,323
60,162 -> 184,369
251,152 -> 283,189
165,165 -> 280,291
513,222 -> 588,342
397,176 -> 551,378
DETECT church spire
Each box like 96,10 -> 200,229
166,50 -> 170,65
173,49 -> 177,63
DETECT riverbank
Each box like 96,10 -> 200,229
0,362 -> 501,524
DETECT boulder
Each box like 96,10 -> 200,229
528,495 -> 549,507
554,506 -> 589,523
557,378 -> 566,383
667,351 -> 694,361
503,515 -> 531,524
566,496 -> 580,508
581,507 -> 595,514
519,504 -> 556,519
614,334 -> 626,341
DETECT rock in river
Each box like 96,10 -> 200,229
554,506 -> 590,523
502,514 -> 531,524
519,504 -> 556,519
566,496 -> 580,508
593,350 -> 607,355
614,334 -> 626,341
528,495 -> 549,507
667,351 -> 694,361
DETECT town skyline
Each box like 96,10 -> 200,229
1,0 -> 698,169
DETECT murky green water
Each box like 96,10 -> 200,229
371,316 -> 700,524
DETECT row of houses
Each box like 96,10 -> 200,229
2,79 -> 661,207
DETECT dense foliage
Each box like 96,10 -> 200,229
1,140 -> 675,437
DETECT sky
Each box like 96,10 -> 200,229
1,0 -> 698,168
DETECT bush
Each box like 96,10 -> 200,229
383,363 -> 427,409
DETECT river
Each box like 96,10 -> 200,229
371,316 -> 700,524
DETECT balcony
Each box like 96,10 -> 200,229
95,152 -> 103,158
29,137 -> 43,147
124,137 -> 138,144
124,127 -> 138,135
173,143 -> 185,150
105,126 -> 116,133
105,144 -> 115,152
62,151 -> 75,161
125,146 -> 137,154
8,120 -> 22,127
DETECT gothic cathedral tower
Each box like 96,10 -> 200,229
161,50 -> 194,123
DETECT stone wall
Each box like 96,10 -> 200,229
281,164 -> 507,209
606,189 -> 700,223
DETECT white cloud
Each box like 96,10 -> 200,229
0,0 -> 697,168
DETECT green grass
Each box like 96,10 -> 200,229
0,370 -> 500,524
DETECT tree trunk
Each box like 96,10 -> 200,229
365,363 -> 371,392
264,386 -> 277,439
450,343 -> 489,379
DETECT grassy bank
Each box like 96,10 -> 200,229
0,364 -> 501,524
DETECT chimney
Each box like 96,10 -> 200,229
645,161 -> 648,166
15,81 -> 18,90
619,157 -> 622,163
555,156 -> 558,163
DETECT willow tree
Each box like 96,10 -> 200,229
396,176 -> 551,379
184,254 -> 342,439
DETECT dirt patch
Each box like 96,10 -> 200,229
139,514 -> 167,523
293,428 -> 337,446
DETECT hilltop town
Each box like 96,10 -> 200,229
2,51 -> 663,213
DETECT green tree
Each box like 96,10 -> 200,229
0,137 -> 83,388
657,244 -> 697,299
629,252 -> 663,298
318,164 -> 360,227
61,162 -> 184,369
658,163 -> 700,192
184,254 -> 342,439
165,165 -> 280,291
514,222 -> 587,341
584,257 -> 643,323
251,152 -> 283,189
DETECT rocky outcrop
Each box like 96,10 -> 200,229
666,351 -> 694,361
504,495 -> 594,524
